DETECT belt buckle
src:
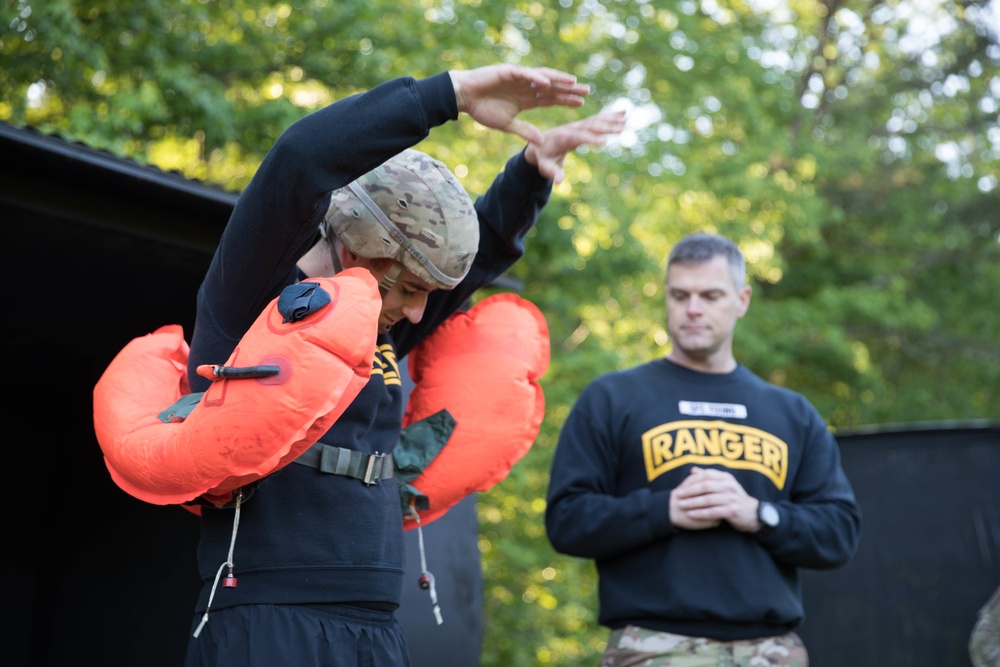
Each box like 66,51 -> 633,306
363,451 -> 385,485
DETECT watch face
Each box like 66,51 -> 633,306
760,502 -> 780,528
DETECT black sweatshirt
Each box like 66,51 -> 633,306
545,359 -> 863,640
186,72 -> 552,612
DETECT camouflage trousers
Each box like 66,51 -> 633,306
970,585 -> 1000,667
600,625 -> 808,667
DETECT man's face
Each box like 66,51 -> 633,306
376,268 -> 435,333
354,258 -> 435,333
338,249 -> 437,334
665,255 -> 751,369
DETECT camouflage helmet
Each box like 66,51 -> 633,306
323,149 -> 479,290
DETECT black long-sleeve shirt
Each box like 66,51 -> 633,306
187,72 -> 552,612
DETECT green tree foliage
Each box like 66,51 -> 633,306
3,1 -> 998,664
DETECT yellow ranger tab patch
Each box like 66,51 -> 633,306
642,419 -> 788,489
372,343 -> 402,386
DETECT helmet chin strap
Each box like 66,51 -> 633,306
378,263 -> 403,296
319,219 -> 345,274
323,217 -> 401,298
322,200 -> 407,298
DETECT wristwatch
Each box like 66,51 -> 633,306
756,501 -> 780,536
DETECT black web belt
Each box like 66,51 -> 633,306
292,443 -> 394,486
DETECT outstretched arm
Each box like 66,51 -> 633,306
524,109 -> 627,183
449,65 -> 592,145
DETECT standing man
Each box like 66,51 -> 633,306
181,63 -> 625,667
545,231 -> 862,666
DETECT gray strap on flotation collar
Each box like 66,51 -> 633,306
293,444 -> 394,486
158,392 -> 204,423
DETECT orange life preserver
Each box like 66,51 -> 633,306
93,268 -> 380,507
400,293 -> 549,529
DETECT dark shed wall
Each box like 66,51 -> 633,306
2,165 -> 215,667
800,423 -> 1000,667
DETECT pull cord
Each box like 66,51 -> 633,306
193,489 -> 243,638
409,505 -> 443,625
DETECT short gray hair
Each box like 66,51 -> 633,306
667,232 -> 746,289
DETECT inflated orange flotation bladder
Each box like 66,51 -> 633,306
401,293 -> 549,529
93,268 -> 380,507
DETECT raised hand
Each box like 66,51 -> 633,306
449,65 -> 591,145
524,108 -> 627,183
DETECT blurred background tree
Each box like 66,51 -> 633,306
3,0 -> 998,664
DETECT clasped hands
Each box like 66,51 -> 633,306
670,466 -> 763,533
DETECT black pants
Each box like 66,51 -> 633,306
184,603 -> 410,667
